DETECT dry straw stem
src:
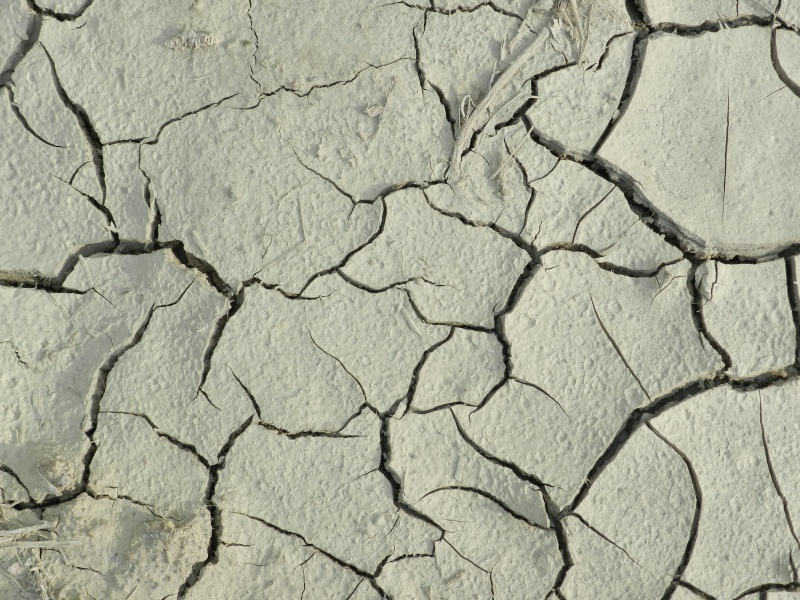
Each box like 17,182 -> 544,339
0,516 -> 75,600
447,0 -> 593,180
0,520 -> 76,550
0,522 -> 55,545
448,27 -> 552,180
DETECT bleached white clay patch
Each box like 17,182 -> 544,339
42,494 -> 210,599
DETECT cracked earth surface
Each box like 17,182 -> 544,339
1,0 -> 800,598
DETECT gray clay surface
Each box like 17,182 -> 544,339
2,1 -> 800,599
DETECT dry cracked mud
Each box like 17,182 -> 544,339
1,0 -> 800,598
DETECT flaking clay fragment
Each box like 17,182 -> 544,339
165,30 -> 219,51
571,186 -> 683,272
389,409 -> 549,527
5,0 -> 800,596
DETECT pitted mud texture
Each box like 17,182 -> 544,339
2,0 -> 800,599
